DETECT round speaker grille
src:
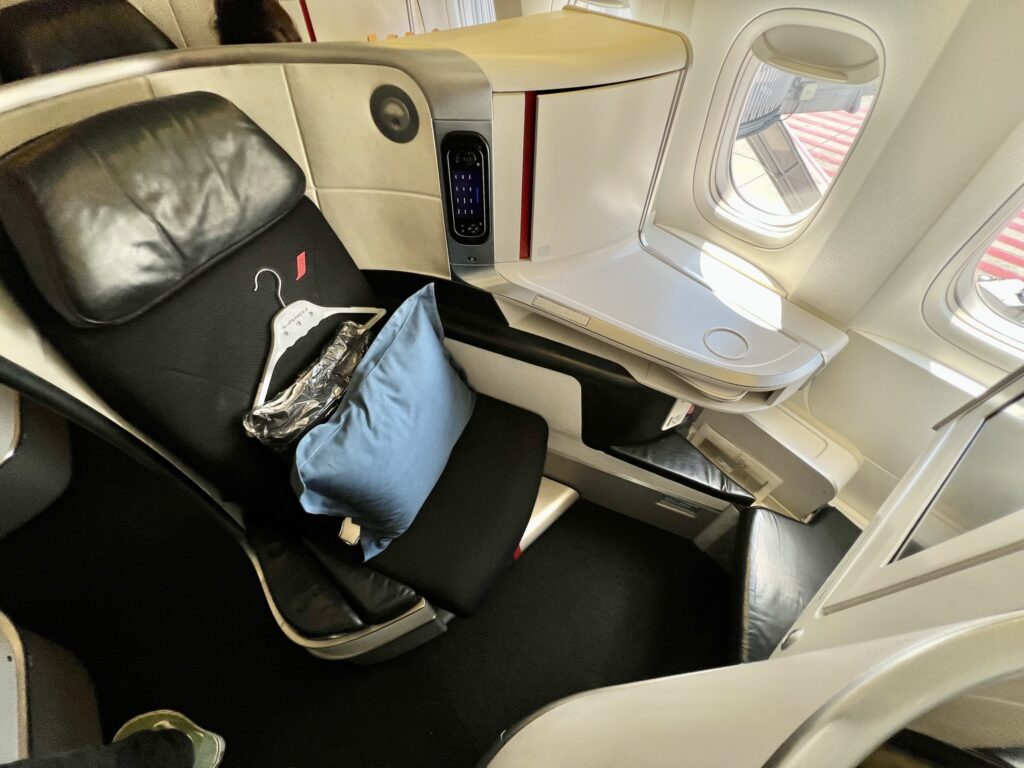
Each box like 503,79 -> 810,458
370,85 -> 419,144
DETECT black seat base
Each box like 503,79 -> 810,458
257,393 -> 548,634
733,506 -> 860,663
610,430 -> 755,506
371,394 -> 548,617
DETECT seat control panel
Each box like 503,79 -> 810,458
442,133 -> 490,245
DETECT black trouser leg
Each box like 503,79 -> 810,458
3,731 -> 194,768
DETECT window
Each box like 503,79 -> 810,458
924,191 -> 1024,366
971,203 -> 1024,326
698,20 -> 883,245
944,197 -> 1024,354
729,61 -> 876,219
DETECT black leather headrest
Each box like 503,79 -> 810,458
0,92 -> 307,327
0,0 -> 175,82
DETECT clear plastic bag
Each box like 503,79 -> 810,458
243,320 -> 371,451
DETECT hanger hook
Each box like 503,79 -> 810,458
253,268 -> 286,309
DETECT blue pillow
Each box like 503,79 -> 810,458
294,283 -> 476,559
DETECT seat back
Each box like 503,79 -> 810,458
0,0 -> 175,82
0,92 -> 376,512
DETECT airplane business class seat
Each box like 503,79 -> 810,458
0,92 -> 548,658
0,0 -> 175,83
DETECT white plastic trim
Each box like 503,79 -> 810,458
0,612 -> 27,763
923,183 -> 1024,372
767,610 -> 1024,768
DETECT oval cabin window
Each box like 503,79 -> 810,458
729,60 -> 876,219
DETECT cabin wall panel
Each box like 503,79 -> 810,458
283,65 -> 439,196
650,0 -> 1024,523
317,191 -> 448,276
798,332 -> 976,518
654,0 -> 970,319
146,65 -> 316,199
144,62 -> 451,277
790,1 -> 1024,322
531,73 -> 678,261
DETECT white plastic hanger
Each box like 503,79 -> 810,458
251,268 -> 386,408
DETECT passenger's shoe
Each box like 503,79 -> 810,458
113,709 -> 226,768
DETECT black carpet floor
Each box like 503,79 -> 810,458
0,428 -> 732,768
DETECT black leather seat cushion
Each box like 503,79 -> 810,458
0,93 -> 305,327
372,395 -> 547,616
734,506 -> 860,663
0,0 -> 174,82
610,431 -> 754,506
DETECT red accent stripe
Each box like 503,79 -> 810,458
298,0 -> 317,42
295,251 -> 307,280
519,92 -> 537,261
513,546 -> 523,561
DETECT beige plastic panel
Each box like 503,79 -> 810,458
318,190 -> 448,276
807,332 -> 980,519
531,73 -> 679,262
147,63 -> 448,275
491,92 -> 526,263
125,0 -> 184,46
162,0 -> 219,47
284,64 -> 439,196
389,9 -> 689,93
0,79 -> 152,154
0,614 -> 26,763
147,65 -> 315,198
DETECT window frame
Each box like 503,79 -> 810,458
953,201 -> 1024,350
692,11 -> 884,249
925,187 -> 1024,369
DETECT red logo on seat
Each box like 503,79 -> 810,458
296,251 -> 307,281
